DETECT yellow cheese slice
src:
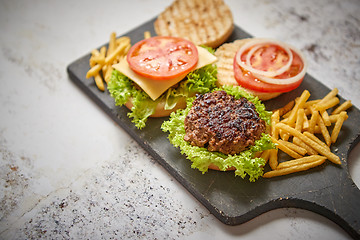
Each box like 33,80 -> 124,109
112,46 -> 217,100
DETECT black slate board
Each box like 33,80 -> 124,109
67,18 -> 360,239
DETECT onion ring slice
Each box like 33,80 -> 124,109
235,38 -> 307,85
252,44 -> 308,85
245,43 -> 293,77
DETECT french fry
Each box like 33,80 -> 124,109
278,139 -> 307,156
304,99 -> 321,109
144,31 -> 151,39
279,130 -> 290,141
313,125 -> 322,134
271,110 -> 280,140
89,49 -> 100,67
329,112 -> 348,123
276,155 -> 326,169
94,74 -> 105,91
268,148 -> 278,170
287,90 -> 310,126
314,97 -> 340,111
286,90 -> 311,126
105,38 -> 131,64
302,111 -> 309,130
316,88 -> 338,106
293,137 -> 318,155
107,32 -> 117,56
332,100 -> 352,115
303,131 -> 330,151
260,150 -> 271,163
275,100 -> 295,117
321,110 -> 331,126
271,137 -> 303,159
90,56 -> 104,66
263,158 -> 325,178
100,46 -> 106,57
275,123 -> 341,164
86,64 -> 102,78
331,111 -> 347,143
317,115 -> 331,146
104,66 -> 114,83
308,108 -> 319,133
295,108 -> 304,132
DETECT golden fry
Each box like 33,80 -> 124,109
263,158 -> 325,178
94,74 -> 105,91
276,155 -> 326,169
331,111 -> 347,143
304,99 -> 321,109
317,115 -> 331,146
293,137 -> 318,155
271,110 -> 280,140
89,49 -> 100,67
275,123 -> 341,164
332,100 -> 352,115
144,31 -> 151,39
86,64 -> 102,78
268,149 -> 278,170
104,66 -> 114,83
279,130 -> 290,141
295,108 -> 304,132
308,108 -> 319,133
321,110 -> 331,126
314,97 -> 340,111
278,139 -> 307,155
107,32 -> 117,56
91,49 -> 100,57
329,112 -> 349,123
287,90 -> 311,126
302,112 -> 309,130
303,131 -> 330,150
271,137 -> 303,159
275,100 -> 295,117
260,150 -> 271,163
317,88 -> 338,106
105,38 -> 131,64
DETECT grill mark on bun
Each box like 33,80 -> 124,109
154,0 -> 233,48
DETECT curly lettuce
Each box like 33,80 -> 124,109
161,86 -> 275,182
107,62 -> 218,129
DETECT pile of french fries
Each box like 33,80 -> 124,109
262,88 -> 352,178
86,32 -> 131,91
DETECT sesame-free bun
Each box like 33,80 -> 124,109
124,96 -> 187,118
215,39 -> 282,101
154,0 -> 234,48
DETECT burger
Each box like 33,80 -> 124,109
161,85 -> 275,182
107,36 -> 218,129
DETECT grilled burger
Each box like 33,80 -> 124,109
162,85 -> 275,181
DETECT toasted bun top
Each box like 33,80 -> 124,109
154,0 -> 234,48
215,39 -> 282,101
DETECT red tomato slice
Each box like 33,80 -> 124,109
234,48 -> 304,93
127,36 -> 199,81
249,45 -> 290,72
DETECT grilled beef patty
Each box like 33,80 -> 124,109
184,90 -> 266,155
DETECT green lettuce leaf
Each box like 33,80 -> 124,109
107,62 -> 218,129
161,86 -> 275,182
